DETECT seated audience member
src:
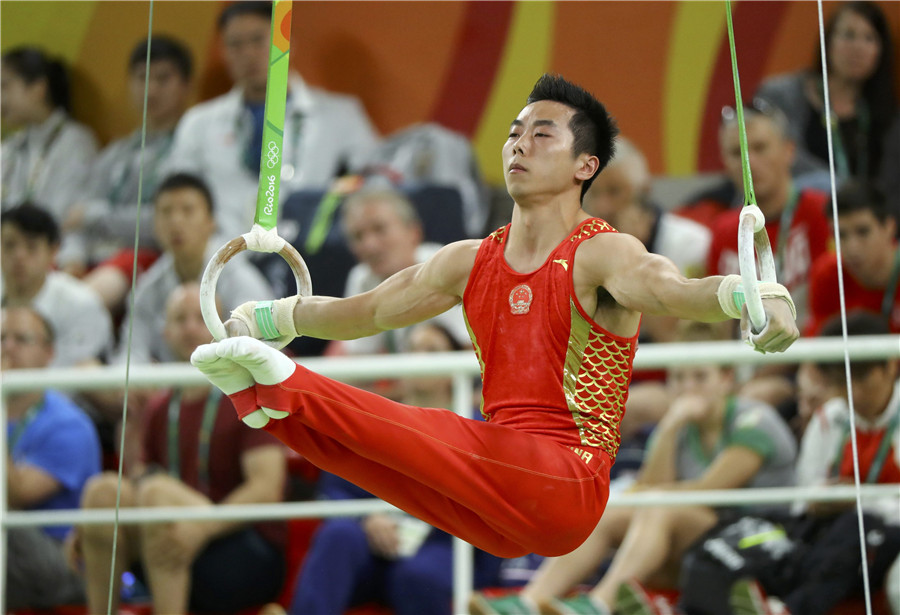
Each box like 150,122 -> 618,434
110,173 -> 273,365
808,181 -> 899,334
470,322 -> 798,615
755,1 -> 897,189
289,322 -> 501,615
337,187 -> 469,361
705,103 -> 831,332
361,122 -> 490,237
686,312 -> 900,615
161,0 -> 379,242
75,282 -> 288,615
1,203 -> 113,366
64,35 -> 194,273
3,305 -> 102,610
1,46 -> 98,224
879,113 -> 900,227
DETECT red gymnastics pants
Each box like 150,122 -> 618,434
231,364 -> 612,557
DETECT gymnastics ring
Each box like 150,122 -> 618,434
200,234 -> 312,348
737,204 -> 776,334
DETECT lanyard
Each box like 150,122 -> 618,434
8,401 -> 43,453
881,246 -> 900,321
820,83 -> 870,180
832,411 -> 900,484
2,115 -> 66,203
166,388 -> 222,492
107,131 -> 174,205
774,187 -> 800,278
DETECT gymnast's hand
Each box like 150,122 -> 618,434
740,297 -> 799,354
224,296 -> 301,342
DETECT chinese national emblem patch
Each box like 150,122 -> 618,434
509,284 -> 533,315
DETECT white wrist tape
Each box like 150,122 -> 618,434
716,274 -> 796,320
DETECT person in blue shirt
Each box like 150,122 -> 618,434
3,305 -> 102,609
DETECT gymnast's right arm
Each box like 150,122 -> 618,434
225,240 -> 481,341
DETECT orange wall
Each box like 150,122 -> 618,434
2,0 -> 898,181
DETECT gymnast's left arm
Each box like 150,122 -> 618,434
579,233 -> 799,352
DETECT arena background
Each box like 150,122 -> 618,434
1,0 -> 898,186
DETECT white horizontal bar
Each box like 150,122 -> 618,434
1,336 -> 897,394
5,484 -> 896,528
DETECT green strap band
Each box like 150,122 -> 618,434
725,0 -> 757,208
254,301 -> 281,340
254,0 -> 292,231
732,286 -> 747,314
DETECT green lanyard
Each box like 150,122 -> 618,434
167,388 -> 222,492
2,115 -> 66,203
8,400 -> 43,452
774,186 -> 799,278
107,131 -> 174,205
831,411 -> 899,483
820,84 -> 870,180
881,246 -> 900,321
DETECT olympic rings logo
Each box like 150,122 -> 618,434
266,141 -> 280,169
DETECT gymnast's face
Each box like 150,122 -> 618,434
503,101 -> 594,204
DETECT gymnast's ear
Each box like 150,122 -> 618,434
575,154 -> 600,183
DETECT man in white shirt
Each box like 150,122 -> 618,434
111,173 -> 274,365
337,188 -> 469,361
160,1 -> 379,241
0,203 -> 112,366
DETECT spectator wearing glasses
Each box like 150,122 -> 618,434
160,0 -> 379,242
755,1 -> 897,192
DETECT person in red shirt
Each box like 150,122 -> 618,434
807,181 -> 899,335
192,74 -> 799,578
706,103 -> 832,332
74,282 -> 288,615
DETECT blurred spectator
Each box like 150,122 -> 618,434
75,282 -> 288,615
1,46 -> 98,226
62,36 -> 194,273
470,321 -> 797,615
109,173 -> 273,365
693,312 -> 900,615
879,113 -> 900,227
584,136 -> 710,279
584,136 -> 711,347
808,181 -> 899,334
3,305 -> 101,610
337,188 -> 469,362
161,0 -> 379,241
0,203 -> 113,366
705,103 -> 831,331
755,1 -> 897,189
289,321 -> 501,615
361,122 -> 490,237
